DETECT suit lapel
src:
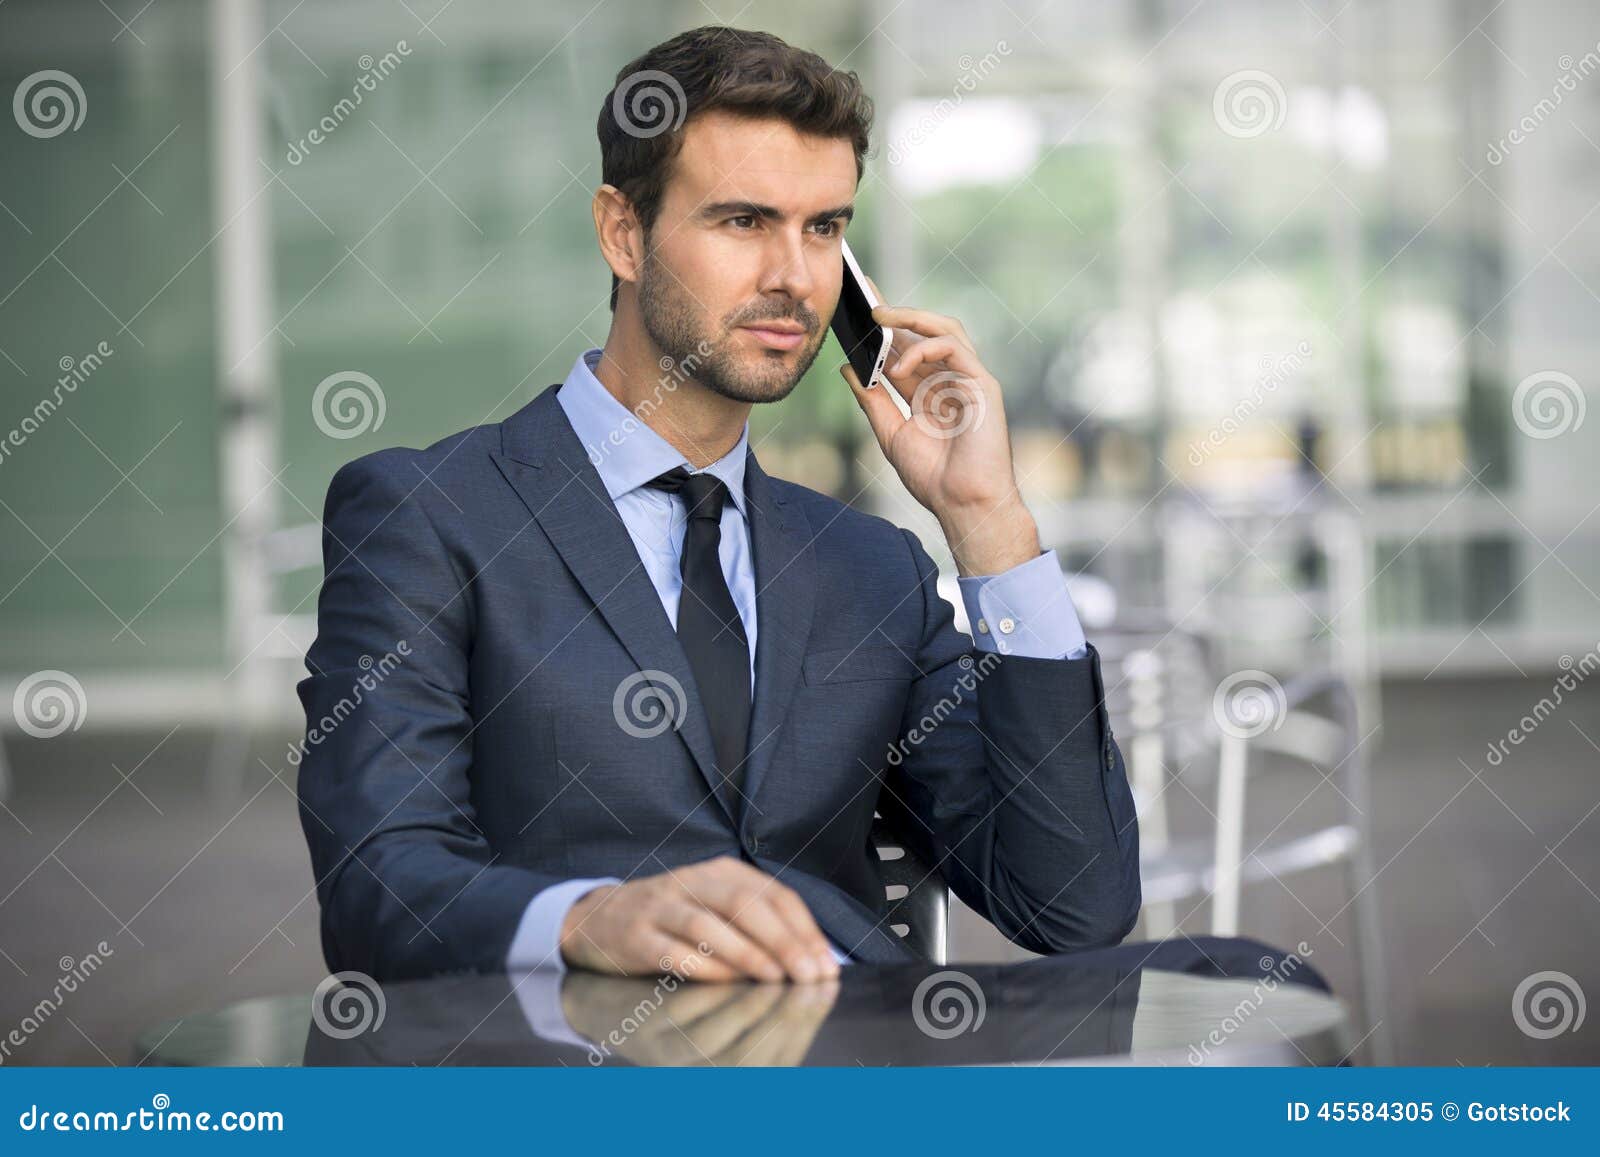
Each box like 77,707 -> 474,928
491,384 -> 739,827
738,451 -> 816,823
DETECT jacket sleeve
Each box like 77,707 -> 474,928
295,453 -> 563,981
881,526 -> 1141,954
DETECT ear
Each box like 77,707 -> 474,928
593,185 -> 643,291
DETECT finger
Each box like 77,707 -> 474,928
684,986 -> 788,1061
715,860 -> 837,971
841,360 -> 907,457
694,868 -> 832,982
758,881 -> 839,978
888,334 -> 984,384
659,902 -> 786,982
646,932 -> 742,983
869,304 -> 976,353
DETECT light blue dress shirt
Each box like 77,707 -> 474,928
505,348 -> 1089,980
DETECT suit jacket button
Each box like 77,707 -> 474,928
746,837 -> 761,855
1103,737 -> 1115,770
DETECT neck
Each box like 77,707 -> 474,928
593,311 -> 749,470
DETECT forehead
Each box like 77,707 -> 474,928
667,110 -> 858,210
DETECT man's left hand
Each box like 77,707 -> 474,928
840,283 -> 1041,577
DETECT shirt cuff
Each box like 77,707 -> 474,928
511,966 -> 598,1052
504,876 -> 622,974
957,547 -> 1088,660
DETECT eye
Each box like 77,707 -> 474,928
728,214 -> 757,229
812,220 -> 840,237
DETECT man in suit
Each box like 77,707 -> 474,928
296,25 -> 1143,986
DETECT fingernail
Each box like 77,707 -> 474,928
818,955 -> 839,977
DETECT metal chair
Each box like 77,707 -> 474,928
1091,619 -> 1221,937
871,809 -> 950,964
1137,669 -> 1392,1063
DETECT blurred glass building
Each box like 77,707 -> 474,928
3,0 -> 1594,712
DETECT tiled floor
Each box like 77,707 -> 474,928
0,675 -> 1595,1065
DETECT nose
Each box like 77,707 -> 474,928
754,226 -> 817,303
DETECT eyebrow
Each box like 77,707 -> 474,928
699,199 -> 854,226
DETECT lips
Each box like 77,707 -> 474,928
740,323 -> 806,351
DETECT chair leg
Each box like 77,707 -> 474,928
1131,731 -> 1178,938
1343,843 -> 1394,1064
1210,733 -> 1248,936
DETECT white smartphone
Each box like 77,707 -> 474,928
831,238 -> 894,389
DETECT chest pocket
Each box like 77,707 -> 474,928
801,645 -> 920,685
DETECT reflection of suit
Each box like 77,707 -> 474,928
296,374 -> 1140,981
301,961 -> 1145,1067
302,940 -> 1331,1066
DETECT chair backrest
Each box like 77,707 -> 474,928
1092,618 -> 1220,768
870,810 -> 949,964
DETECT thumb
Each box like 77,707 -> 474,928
840,360 -> 904,456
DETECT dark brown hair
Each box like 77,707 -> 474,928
597,26 -> 874,310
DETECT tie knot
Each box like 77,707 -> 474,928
646,465 -> 729,521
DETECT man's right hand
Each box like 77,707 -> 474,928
558,856 -> 842,983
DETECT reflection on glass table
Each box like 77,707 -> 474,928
135,951 -> 1348,1067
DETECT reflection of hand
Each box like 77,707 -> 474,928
562,972 -> 838,1066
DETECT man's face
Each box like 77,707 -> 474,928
634,110 -> 856,405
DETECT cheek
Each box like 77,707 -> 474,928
670,232 -> 755,313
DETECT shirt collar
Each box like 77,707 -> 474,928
556,347 -> 749,516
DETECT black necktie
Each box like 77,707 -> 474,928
645,466 -> 751,800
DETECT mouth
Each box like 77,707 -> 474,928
738,322 -> 807,351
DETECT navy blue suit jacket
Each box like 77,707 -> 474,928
296,382 -> 1141,980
